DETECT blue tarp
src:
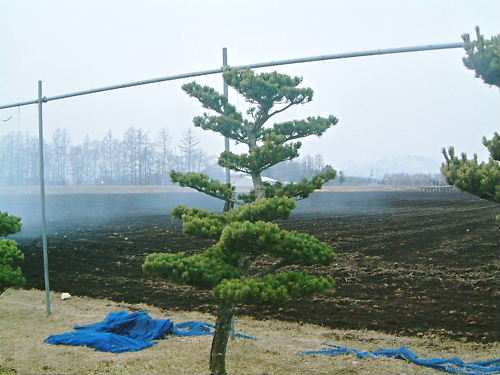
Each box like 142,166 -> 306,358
300,344 -> 500,375
45,311 -> 173,353
44,310 -> 255,353
173,320 -> 256,340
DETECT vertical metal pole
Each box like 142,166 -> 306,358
38,80 -> 51,315
222,48 -> 231,185
223,47 -> 236,339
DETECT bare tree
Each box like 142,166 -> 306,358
51,129 -> 71,185
99,131 -> 114,184
70,144 -> 85,185
178,127 -> 200,173
155,127 -> 171,185
25,133 -> 39,185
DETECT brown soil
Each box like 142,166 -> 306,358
17,191 -> 500,343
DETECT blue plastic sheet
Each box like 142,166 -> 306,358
44,310 -> 255,353
45,311 -> 173,353
173,321 -> 256,340
300,344 -> 500,375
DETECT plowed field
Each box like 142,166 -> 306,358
14,190 -> 500,342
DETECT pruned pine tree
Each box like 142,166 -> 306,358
143,69 -> 338,375
0,212 -> 25,295
442,28 -> 500,203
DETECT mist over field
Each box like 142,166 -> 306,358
1,191 -> 221,237
1,189 -> 472,238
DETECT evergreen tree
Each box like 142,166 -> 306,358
462,26 -> 499,87
0,211 -> 25,295
143,69 -> 338,375
442,133 -> 500,203
442,28 -> 500,202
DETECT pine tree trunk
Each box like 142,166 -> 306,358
247,129 -> 265,200
210,304 -> 234,375
251,173 -> 265,199
223,199 -> 234,212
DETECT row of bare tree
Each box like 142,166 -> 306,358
0,128 -> 446,187
0,127 -> 212,186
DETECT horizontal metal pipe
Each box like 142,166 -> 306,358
235,42 -> 464,70
0,98 -> 40,109
0,42 -> 463,110
0,68 -> 224,110
46,67 -> 224,102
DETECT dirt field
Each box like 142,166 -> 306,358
15,190 -> 500,343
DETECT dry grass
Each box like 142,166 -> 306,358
1,289 -> 498,375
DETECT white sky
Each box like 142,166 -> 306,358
1,0 -> 499,170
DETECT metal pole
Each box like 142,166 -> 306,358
0,42 -> 463,110
223,48 -> 231,185
223,47 -> 237,340
37,81 -> 51,315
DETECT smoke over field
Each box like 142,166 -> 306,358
1,187 -> 476,237
1,188 -> 222,237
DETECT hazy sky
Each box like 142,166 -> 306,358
1,0 -> 499,172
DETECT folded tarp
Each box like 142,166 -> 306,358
45,311 -> 173,353
300,344 -> 500,375
45,310 -> 255,353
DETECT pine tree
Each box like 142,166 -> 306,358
441,27 -> 500,203
143,69 -> 338,375
442,133 -> 500,203
0,211 -> 25,295
461,26 -> 499,87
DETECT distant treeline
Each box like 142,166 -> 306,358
264,156 -> 446,187
0,128 -> 212,186
0,128 -> 446,187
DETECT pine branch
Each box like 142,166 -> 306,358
173,197 -> 296,240
193,114 -> 248,144
252,259 -> 288,278
267,102 -> 296,119
238,168 -> 337,203
219,221 -> 335,265
182,82 -> 240,115
441,142 -> 500,203
218,142 -> 301,175
0,212 -> 22,237
213,271 -> 334,304
170,170 -> 237,204
266,115 -> 339,143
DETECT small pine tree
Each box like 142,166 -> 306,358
0,211 -> 25,295
442,27 -> 500,202
143,69 -> 338,375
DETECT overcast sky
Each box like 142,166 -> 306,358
1,0 -> 499,172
